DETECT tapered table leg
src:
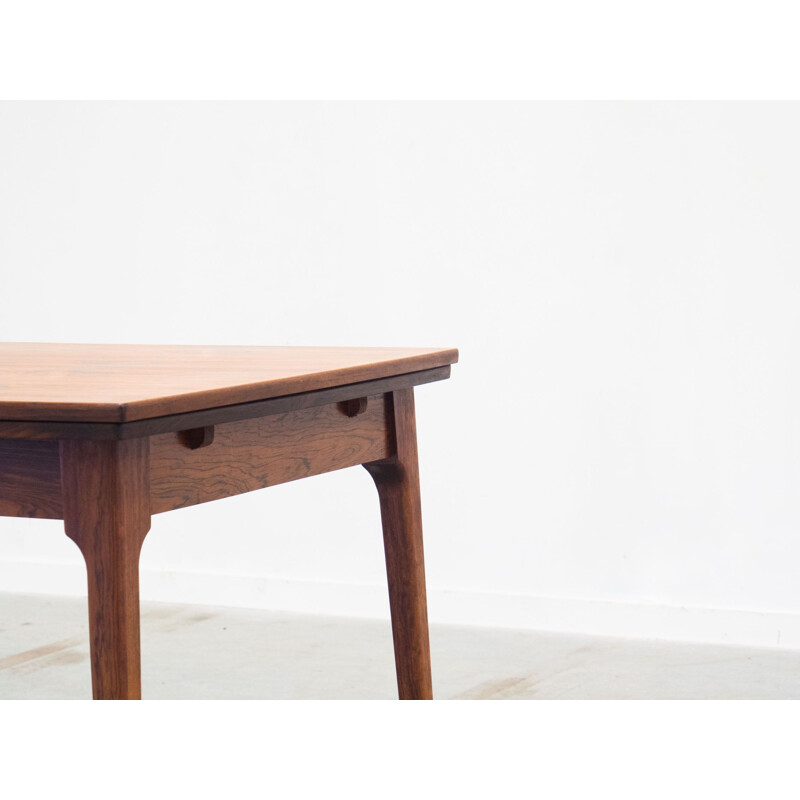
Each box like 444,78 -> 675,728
60,438 -> 151,700
365,388 -> 433,700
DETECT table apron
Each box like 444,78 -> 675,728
149,392 -> 392,513
0,393 -> 395,520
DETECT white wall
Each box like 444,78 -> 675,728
2,101 -> 800,648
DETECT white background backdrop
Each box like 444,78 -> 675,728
2,101 -> 800,648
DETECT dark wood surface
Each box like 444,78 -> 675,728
0,439 -> 61,518
0,365 -> 449,441
0,343 -> 458,422
0,391 -> 416,522
364,388 -> 433,700
0,394 -> 392,521
150,394 -> 391,513
60,438 -> 151,700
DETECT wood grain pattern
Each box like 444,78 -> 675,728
0,343 -> 458,423
0,366 -> 450,441
0,394 -> 394,520
150,395 -> 391,513
0,439 -> 62,518
60,438 -> 151,700
364,388 -> 433,700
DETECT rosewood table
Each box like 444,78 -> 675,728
0,343 -> 457,700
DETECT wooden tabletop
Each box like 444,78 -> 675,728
0,343 -> 458,424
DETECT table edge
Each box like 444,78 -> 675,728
0,348 -> 458,424
0,365 -> 452,441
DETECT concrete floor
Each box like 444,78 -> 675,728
1,591 -> 800,699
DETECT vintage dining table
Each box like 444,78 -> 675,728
0,342 -> 458,700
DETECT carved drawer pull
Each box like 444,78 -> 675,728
178,425 -> 215,450
339,397 -> 368,417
